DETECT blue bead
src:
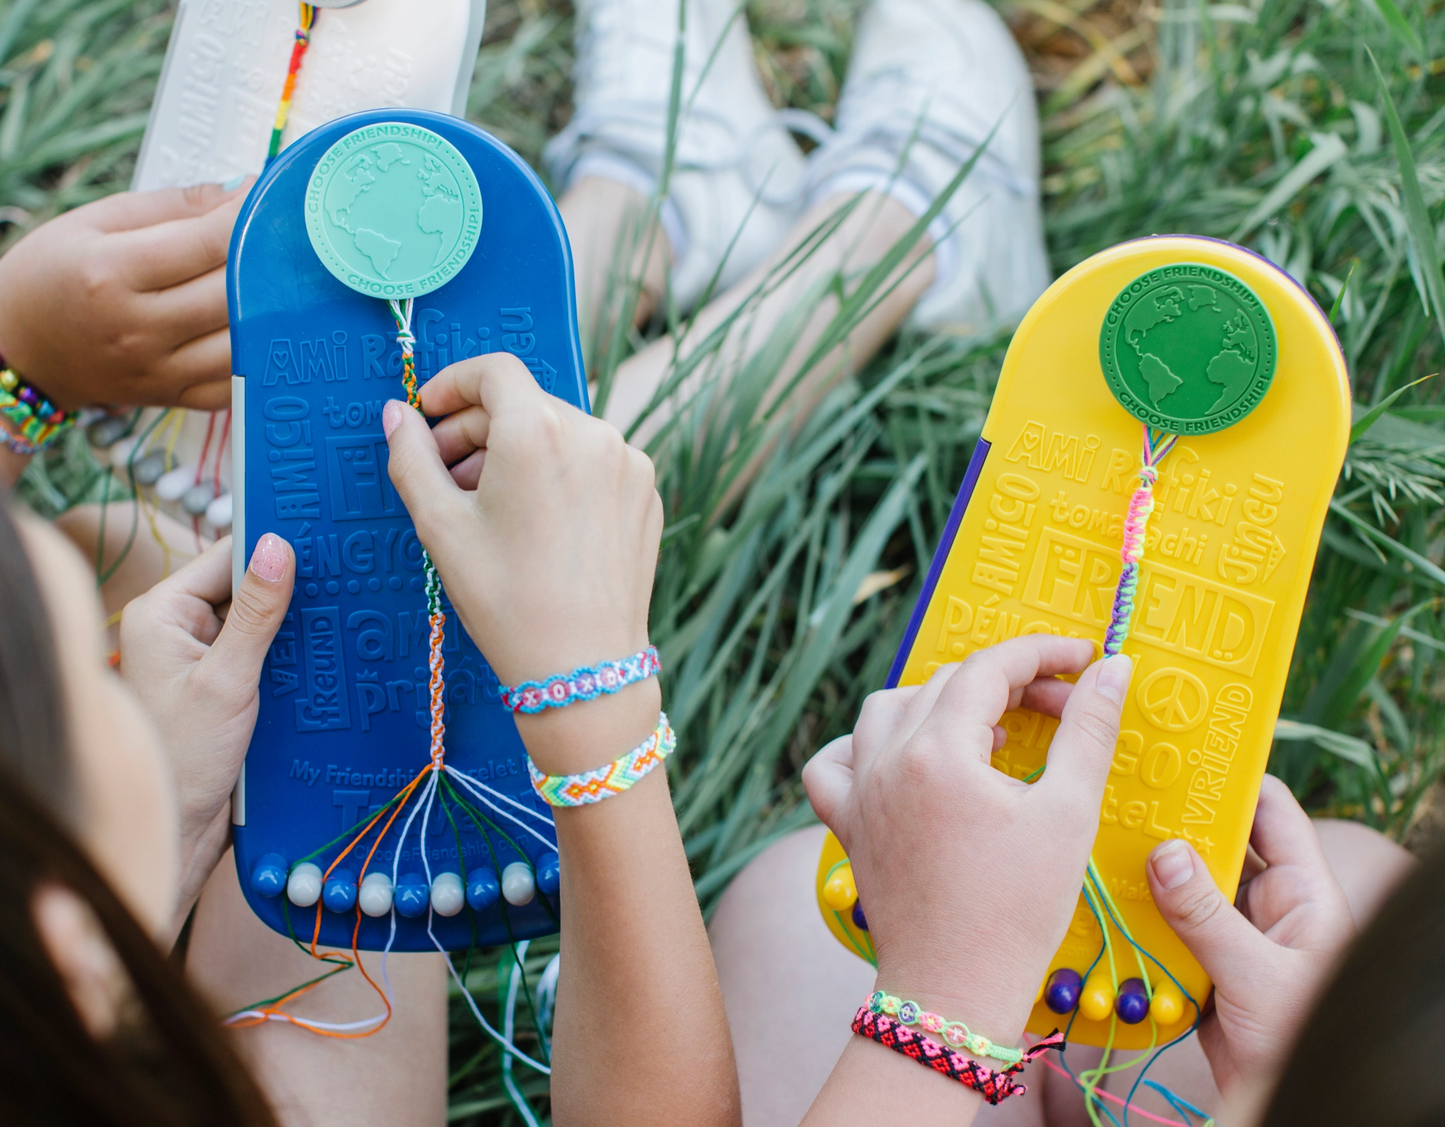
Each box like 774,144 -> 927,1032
535,852 -> 561,896
851,902 -> 869,931
1116,978 -> 1150,1024
1045,968 -> 1083,1014
322,868 -> 358,913
395,873 -> 430,918
467,868 -> 501,910
251,853 -> 289,898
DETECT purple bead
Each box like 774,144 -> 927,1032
1116,978 -> 1150,1024
851,902 -> 869,931
1045,968 -> 1083,1014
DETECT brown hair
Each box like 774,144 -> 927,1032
1260,845 -> 1445,1126
0,500 -> 277,1127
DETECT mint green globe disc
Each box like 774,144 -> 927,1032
304,122 -> 482,299
1099,263 -> 1277,435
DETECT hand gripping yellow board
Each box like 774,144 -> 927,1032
816,236 -> 1349,1049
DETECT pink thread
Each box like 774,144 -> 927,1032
1034,1055 -> 1192,1127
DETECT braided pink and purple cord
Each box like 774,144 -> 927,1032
1103,426 -> 1179,657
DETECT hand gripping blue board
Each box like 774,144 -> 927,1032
228,108 -> 585,950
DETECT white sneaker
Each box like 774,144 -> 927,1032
544,0 -> 808,312
806,0 -> 1050,335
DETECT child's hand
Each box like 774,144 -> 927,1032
381,353 -> 663,697
804,637 -> 1132,1044
0,183 -> 246,411
1146,775 -> 1354,1095
119,533 -> 295,933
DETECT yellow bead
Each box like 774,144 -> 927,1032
1079,974 -> 1115,1022
1150,980 -> 1184,1025
0,369 -> 15,391
822,863 -> 858,911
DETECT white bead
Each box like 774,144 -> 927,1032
108,435 -> 140,468
286,862 -> 323,907
358,871 -> 394,917
154,465 -> 195,502
181,483 -> 213,516
501,861 -> 535,906
205,492 -> 233,529
430,872 -> 464,917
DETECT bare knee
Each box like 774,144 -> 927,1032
1313,817 -> 1414,926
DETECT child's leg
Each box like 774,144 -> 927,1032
712,819 -> 1412,1127
184,852 -> 448,1127
709,826 -> 875,1127
557,176 -> 672,363
600,190 -> 935,449
55,500 -> 203,640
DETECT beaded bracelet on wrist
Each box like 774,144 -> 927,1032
501,645 -> 660,713
851,1006 -> 1064,1105
0,364 -> 77,455
528,711 -> 675,806
869,991 -> 1025,1065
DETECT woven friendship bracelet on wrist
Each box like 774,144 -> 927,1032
501,645 -> 661,713
528,711 -> 675,806
851,1006 -> 1064,1105
0,364 -> 77,455
869,991 -> 1025,1065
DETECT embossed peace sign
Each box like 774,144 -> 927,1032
1136,668 -> 1209,732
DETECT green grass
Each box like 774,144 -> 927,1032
6,0 -> 1445,1122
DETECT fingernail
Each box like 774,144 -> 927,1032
249,533 -> 287,583
1095,654 -> 1133,703
382,399 -> 403,437
221,173 -> 246,192
1152,840 -> 1194,890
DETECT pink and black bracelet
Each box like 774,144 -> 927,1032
500,646 -> 660,713
851,1006 -> 1064,1104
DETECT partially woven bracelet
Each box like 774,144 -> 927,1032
529,711 -> 675,806
851,1006 -> 1063,1104
501,646 -> 660,713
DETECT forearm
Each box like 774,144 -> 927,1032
805,1035 -> 983,1125
523,689 -> 740,1127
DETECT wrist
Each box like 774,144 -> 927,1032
870,960 -> 1039,1049
517,679 -> 662,778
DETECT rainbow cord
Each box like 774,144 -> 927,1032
1104,426 -> 1179,657
267,4 -> 317,162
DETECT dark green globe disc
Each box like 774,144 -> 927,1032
1098,263 -> 1277,435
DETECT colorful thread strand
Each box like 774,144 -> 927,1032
1103,426 -> 1179,657
267,4 -> 317,162
390,295 -> 448,773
